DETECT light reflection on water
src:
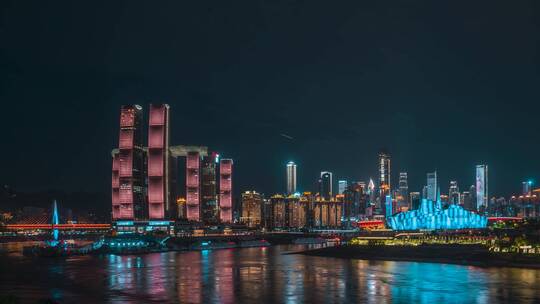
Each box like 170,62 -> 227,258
1,244 -> 540,303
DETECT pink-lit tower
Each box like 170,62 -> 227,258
186,151 -> 201,221
112,105 -> 145,220
219,159 -> 233,223
147,104 -> 171,219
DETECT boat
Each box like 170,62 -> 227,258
100,235 -> 170,254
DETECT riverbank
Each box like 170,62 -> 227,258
298,244 -> 540,269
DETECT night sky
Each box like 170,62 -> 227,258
1,1 -> 539,200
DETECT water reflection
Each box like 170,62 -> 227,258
1,244 -> 540,303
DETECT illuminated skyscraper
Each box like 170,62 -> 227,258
523,181 -> 533,196
476,165 -> 488,212
241,191 -> 263,227
426,171 -> 438,202
147,104 -> 172,219
449,181 -> 460,205
201,153 -> 219,224
219,158 -> 233,223
398,172 -> 408,203
338,180 -> 348,195
112,105 -> 145,220
186,151 -> 201,221
286,161 -> 297,195
410,192 -> 421,210
378,150 -> 391,200
320,171 -> 333,200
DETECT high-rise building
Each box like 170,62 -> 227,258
426,171 -> 438,202
219,159 -> 233,223
319,171 -> 333,200
200,153 -> 219,224
523,181 -> 533,196
338,180 -> 348,195
462,189 -> 474,211
476,165 -> 488,212
344,182 -> 368,220
241,191 -> 263,228
112,105 -> 146,220
378,150 -> 391,200
367,178 -> 376,208
186,151 -> 201,221
286,161 -> 297,195
409,192 -> 421,210
422,185 -> 428,200
398,172 -> 408,204
385,195 -> 393,218
147,104 -> 173,219
449,181 -> 460,205
271,195 -> 288,228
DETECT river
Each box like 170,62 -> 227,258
1,243 -> 539,303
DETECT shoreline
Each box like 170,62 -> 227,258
297,244 -> 540,269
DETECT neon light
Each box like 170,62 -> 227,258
148,221 -> 170,226
388,198 -> 488,230
116,221 -> 134,226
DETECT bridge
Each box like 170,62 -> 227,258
3,224 -> 111,230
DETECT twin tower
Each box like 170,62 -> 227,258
111,104 -> 233,224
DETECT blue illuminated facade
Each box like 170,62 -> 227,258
387,198 -> 487,230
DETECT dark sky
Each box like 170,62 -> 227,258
1,1 -> 539,199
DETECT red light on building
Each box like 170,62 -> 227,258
220,159 -> 233,223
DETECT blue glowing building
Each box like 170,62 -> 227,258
387,197 -> 487,230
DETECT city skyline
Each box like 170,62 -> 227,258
2,2 -> 540,303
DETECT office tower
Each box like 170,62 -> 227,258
449,181 -> 460,205
378,150 -> 391,200
186,151 -> 201,221
219,159 -> 233,223
112,105 -> 145,220
147,104 -> 172,219
426,171 -> 438,202
289,196 -> 309,228
399,172 -> 408,204
367,178 -> 376,207
385,195 -> 393,218
523,181 -> 533,196
367,179 -> 375,195
286,161 -> 297,195
422,185 -> 428,200
344,182 -> 367,220
466,185 -> 477,211
262,198 -> 273,229
241,191 -> 263,228
338,180 -> 348,195
271,195 -> 288,228
410,192 -> 421,210
200,153 -> 219,224
320,171 -> 333,200
461,191 -> 471,209
476,165 -> 488,212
